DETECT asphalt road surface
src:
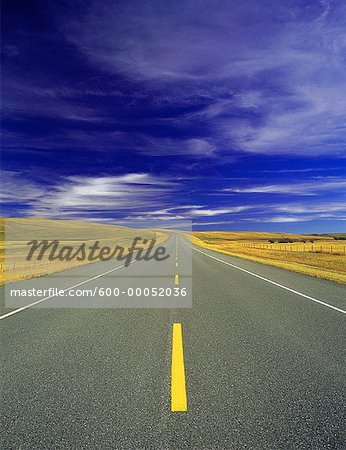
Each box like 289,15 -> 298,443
1,234 -> 345,449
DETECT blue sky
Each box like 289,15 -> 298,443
1,0 -> 346,232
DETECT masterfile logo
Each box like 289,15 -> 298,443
4,220 -> 192,309
26,237 -> 170,266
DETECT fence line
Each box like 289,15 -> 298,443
239,243 -> 346,254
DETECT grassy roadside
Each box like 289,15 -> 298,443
0,218 -> 169,285
188,232 -> 346,284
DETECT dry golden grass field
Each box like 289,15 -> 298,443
0,218 -> 168,285
190,231 -> 346,284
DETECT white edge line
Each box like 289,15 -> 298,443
0,234 -> 175,320
182,238 -> 346,315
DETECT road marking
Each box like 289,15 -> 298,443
175,274 -> 179,285
183,240 -> 346,315
176,262 -> 178,267
0,235 -> 177,320
171,323 -> 187,411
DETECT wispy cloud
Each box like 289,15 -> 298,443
3,0 -> 346,161
123,205 -> 251,222
2,1 -> 346,233
223,179 -> 346,195
187,207 -> 249,217
0,171 -> 45,204
191,220 -> 234,226
274,202 -> 346,214
2,169 -> 346,229
0,171 -> 179,222
59,0 -> 346,157
247,216 -> 313,223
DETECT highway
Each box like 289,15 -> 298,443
1,234 -> 345,449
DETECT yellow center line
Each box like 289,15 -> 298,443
175,274 -> 179,285
171,323 -> 187,412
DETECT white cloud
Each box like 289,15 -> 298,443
0,171 -> 179,221
188,206 -> 249,217
224,179 -> 346,195
3,170 -> 345,228
139,137 -> 216,156
275,203 -> 346,213
193,220 -> 234,226
59,0 -> 346,157
260,216 -> 312,223
0,171 -> 46,204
